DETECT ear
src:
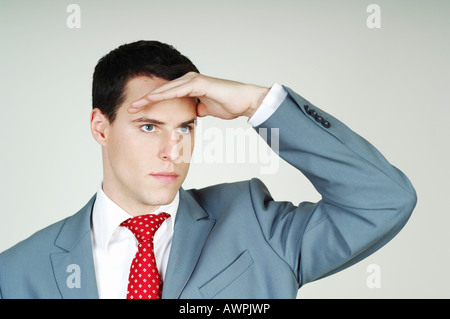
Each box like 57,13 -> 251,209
90,108 -> 109,146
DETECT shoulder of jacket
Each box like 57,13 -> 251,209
0,217 -> 68,264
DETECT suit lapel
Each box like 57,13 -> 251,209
48,190 -> 214,299
162,189 -> 215,299
50,195 -> 99,299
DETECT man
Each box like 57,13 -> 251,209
0,40 -> 417,299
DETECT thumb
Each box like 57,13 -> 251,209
196,102 -> 210,117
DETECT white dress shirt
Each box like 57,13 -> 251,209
248,82 -> 287,127
91,185 -> 179,299
90,83 -> 287,298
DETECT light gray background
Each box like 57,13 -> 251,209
1,0 -> 449,298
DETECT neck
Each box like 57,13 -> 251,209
101,181 -> 160,217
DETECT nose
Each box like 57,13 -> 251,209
159,131 -> 182,162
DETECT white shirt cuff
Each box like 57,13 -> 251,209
248,82 -> 288,127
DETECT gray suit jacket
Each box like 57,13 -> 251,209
0,87 -> 417,298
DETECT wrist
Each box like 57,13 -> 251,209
246,83 -> 288,127
244,85 -> 270,118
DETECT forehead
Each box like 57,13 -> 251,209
120,76 -> 197,121
124,76 -> 168,101
125,76 -> 169,99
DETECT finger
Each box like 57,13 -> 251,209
133,82 -> 204,107
149,72 -> 197,94
128,85 -> 202,114
127,104 -> 146,113
196,102 -> 210,117
146,72 -> 206,99
128,84 -> 185,113
129,95 -> 157,110
151,84 -> 201,101
128,72 -> 203,113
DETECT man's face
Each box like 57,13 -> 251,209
92,76 -> 197,215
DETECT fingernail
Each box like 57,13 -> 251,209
130,101 -> 143,107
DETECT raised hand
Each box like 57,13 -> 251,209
128,72 -> 269,120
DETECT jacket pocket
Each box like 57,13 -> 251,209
198,250 -> 254,299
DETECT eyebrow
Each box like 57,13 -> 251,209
131,117 -> 197,127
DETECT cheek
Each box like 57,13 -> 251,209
177,134 -> 195,164
108,128 -> 147,169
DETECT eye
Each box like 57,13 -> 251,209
176,125 -> 192,135
140,124 -> 156,133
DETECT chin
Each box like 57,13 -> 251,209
143,188 -> 178,206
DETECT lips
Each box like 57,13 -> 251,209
149,172 -> 179,184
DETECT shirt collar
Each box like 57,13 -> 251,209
91,183 -> 179,254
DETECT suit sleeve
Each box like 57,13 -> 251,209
252,86 -> 417,287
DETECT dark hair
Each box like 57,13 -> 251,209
92,40 -> 199,123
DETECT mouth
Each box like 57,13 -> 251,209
149,172 -> 180,184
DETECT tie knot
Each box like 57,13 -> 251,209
120,212 -> 170,242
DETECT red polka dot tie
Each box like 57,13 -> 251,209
120,212 -> 170,299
